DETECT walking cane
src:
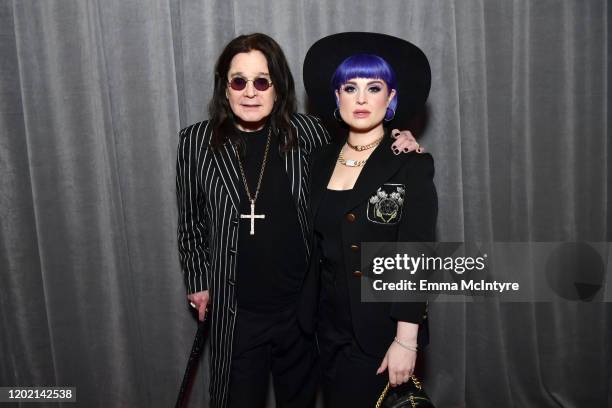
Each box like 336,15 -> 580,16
175,315 -> 209,408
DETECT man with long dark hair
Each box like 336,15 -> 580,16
176,33 -> 417,408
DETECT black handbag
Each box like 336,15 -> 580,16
175,317 -> 209,408
375,375 -> 435,408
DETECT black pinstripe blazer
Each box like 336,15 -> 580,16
176,113 -> 330,408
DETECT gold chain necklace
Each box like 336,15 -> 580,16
234,127 -> 272,235
337,149 -> 368,167
346,134 -> 384,151
337,137 -> 382,167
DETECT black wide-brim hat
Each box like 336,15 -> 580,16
303,32 -> 431,130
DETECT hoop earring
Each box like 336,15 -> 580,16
384,107 -> 396,122
333,108 -> 343,122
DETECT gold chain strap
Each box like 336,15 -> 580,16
375,383 -> 390,408
375,375 -> 423,408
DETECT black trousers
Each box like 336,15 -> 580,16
228,307 -> 318,408
318,316 -> 388,408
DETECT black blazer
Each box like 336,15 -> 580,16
299,130 -> 438,358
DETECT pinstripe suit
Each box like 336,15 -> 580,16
176,113 -> 331,408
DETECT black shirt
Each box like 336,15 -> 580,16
314,188 -> 353,332
235,125 -> 306,312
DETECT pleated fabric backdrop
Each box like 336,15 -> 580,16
0,1 -> 609,407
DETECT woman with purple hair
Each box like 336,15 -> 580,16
301,33 -> 437,406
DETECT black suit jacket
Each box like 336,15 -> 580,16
299,130 -> 438,358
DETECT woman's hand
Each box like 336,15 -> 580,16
377,321 -> 419,386
376,341 -> 417,386
390,129 -> 424,155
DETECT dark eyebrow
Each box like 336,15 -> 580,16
229,71 -> 271,77
343,80 -> 384,86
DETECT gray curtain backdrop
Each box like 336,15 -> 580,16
1,0 -> 609,407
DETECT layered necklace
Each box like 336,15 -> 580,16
337,134 -> 383,167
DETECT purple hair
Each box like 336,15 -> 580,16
331,54 -> 398,121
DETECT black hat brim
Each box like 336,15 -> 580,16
303,32 -> 431,130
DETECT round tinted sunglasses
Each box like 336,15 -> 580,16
228,77 -> 273,92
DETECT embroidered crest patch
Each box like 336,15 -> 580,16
367,184 -> 406,224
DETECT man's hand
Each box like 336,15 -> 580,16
390,129 -> 423,154
187,290 -> 210,322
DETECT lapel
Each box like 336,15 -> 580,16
346,130 -> 405,211
310,141 -> 343,221
282,133 -> 302,207
211,140 -> 241,211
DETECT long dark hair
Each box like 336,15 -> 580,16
209,33 -> 297,150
